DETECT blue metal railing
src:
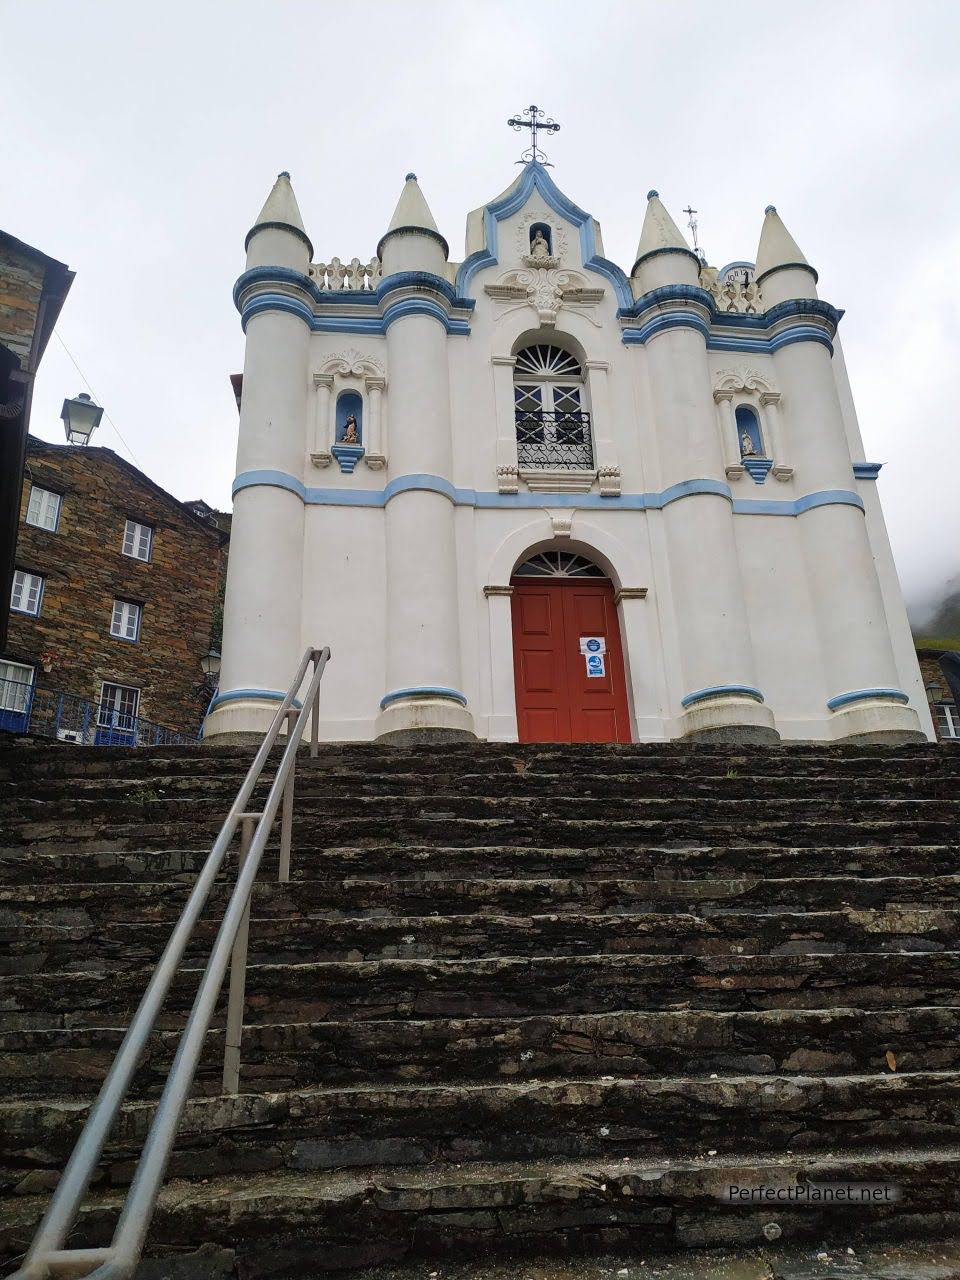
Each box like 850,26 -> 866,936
0,679 -> 193,747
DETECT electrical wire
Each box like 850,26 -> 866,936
53,329 -> 146,469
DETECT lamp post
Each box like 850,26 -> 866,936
60,392 -> 103,445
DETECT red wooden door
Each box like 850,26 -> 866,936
511,578 -> 631,743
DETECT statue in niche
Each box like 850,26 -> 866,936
341,413 -> 360,445
740,430 -> 758,457
530,229 -> 551,259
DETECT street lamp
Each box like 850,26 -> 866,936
60,392 -> 103,445
925,679 -> 945,704
200,648 -> 222,682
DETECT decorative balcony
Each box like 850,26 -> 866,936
515,410 -> 594,471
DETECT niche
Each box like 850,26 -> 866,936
335,391 -> 363,445
529,222 -> 553,256
735,404 -> 764,458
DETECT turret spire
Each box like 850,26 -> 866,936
755,205 -> 818,303
377,172 -> 449,271
245,171 -> 313,260
631,190 -> 702,290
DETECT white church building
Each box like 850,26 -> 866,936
204,138 -> 931,746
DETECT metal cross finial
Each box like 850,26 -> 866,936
507,104 -> 561,167
683,204 -> 706,264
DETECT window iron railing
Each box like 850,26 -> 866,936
0,680 -> 193,746
10,646 -> 331,1280
515,409 -> 594,470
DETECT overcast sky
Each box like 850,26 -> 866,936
4,0 -> 958,618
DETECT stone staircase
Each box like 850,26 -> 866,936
2,737 -> 960,1276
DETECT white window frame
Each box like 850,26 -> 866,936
97,681 -> 140,729
122,519 -> 153,562
111,598 -> 142,642
26,486 -> 62,532
11,570 -> 44,615
0,661 -> 34,714
935,703 -> 960,740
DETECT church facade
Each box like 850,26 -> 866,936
204,161 -> 931,746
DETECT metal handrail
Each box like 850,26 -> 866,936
10,646 -> 331,1280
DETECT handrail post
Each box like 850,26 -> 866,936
310,651 -> 320,759
279,708 -> 298,883
222,813 -> 256,1095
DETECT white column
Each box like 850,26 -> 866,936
712,390 -> 742,477
205,307 -> 309,740
365,376 -> 385,465
584,360 -> 620,494
760,391 -> 791,478
312,373 -> 333,457
491,355 -> 519,492
375,314 -> 474,742
484,586 -> 519,740
646,326 -> 777,742
772,339 -> 921,741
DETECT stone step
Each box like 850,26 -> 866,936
3,843 -> 959,887
6,874 -> 960,923
4,815 -> 960,859
8,769 -> 960,805
5,1005 -> 958,1099
5,1072 -> 960,1194
5,907 -> 960,975
2,1149 -> 959,1272
6,792 -> 960,828
5,951 -> 960,1031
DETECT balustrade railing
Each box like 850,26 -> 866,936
308,256 -> 382,292
0,680 -> 192,746
515,410 -> 594,470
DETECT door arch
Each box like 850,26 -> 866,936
511,551 -> 631,743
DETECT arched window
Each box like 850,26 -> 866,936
735,404 -> 764,458
514,551 -> 606,578
513,344 -> 593,470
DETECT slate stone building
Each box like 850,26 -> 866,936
0,230 -> 73,651
2,438 -> 227,737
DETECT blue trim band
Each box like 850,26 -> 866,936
240,292 -> 471,337
619,288 -> 842,355
232,469 -> 866,519
681,684 -> 765,709
209,688 -> 303,711
233,266 -> 472,312
827,688 -> 909,711
234,267 -> 474,337
853,462 -> 883,480
380,686 -> 468,710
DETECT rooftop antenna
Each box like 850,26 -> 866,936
683,204 -> 707,265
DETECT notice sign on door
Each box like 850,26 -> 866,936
580,636 -> 606,678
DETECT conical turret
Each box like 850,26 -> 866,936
245,171 -> 313,271
754,205 -> 818,305
377,173 -> 449,275
631,190 -> 702,292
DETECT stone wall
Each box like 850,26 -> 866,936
0,242 -> 44,366
4,438 -> 225,733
